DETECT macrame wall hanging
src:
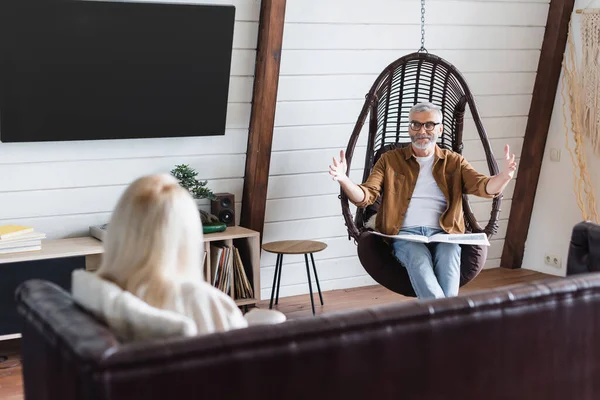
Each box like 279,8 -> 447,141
561,8 -> 600,223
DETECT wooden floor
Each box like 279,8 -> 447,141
257,267 -> 556,319
0,267 -> 554,399
0,340 -> 22,400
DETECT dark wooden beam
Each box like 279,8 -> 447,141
240,0 -> 286,242
501,0 -> 575,269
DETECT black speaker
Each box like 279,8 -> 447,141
211,193 -> 235,226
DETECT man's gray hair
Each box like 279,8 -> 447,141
409,102 -> 443,122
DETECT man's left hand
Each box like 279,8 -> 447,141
502,144 -> 517,180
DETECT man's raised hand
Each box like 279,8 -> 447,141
503,144 -> 517,179
329,150 -> 348,182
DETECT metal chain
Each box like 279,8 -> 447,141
419,0 -> 427,52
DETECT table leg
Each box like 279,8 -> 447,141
310,253 -> 324,305
269,254 -> 281,309
275,254 -> 283,305
304,254 -> 315,315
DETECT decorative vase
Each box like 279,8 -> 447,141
203,222 -> 227,234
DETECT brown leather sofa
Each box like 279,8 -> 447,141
15,221 -> 600,400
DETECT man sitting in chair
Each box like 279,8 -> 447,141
329,102 -> 516,299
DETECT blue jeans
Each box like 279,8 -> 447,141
391,226 -> 461,299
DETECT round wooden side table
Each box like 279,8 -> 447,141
262,240 -> 327,315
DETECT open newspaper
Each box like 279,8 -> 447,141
370,231 -> 490,246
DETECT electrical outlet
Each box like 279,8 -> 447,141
544,253 -> 562,268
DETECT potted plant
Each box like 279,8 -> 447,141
170,164 -> 227,233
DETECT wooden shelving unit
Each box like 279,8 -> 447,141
0,236 -> 103,265
202,226 -> 260,306
0,226 -> 261,307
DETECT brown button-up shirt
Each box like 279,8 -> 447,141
352,145 -> 499,235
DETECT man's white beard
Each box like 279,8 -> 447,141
411,133 -> 438,150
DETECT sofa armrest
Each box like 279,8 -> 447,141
567,221 -> 600,275
15,279 -> 121,400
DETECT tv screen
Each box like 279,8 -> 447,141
0,0 -> 235,142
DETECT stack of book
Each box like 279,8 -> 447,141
0,225 -> 46,255
210,244 -> 254,300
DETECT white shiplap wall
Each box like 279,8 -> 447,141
261,0 -> 550,299
0,0 -> 260,237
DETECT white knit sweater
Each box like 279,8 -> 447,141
71,269 -> 284,342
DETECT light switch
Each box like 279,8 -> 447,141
550,148 -> 561,162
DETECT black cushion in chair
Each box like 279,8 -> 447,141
459,242 -> 487,285
357,231 -> 416,296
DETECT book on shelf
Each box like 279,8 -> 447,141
0,225 -> 34,240
211,244 -> 229,291
210,244 -> 222,286
0,238 -> 43,249
0,245 -> 42,254
210,244 -> 254,300
0,225 -> 46,254
233,247 -> 254,299
370,231 -> 490,246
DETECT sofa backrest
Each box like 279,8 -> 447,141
16,272 -> 600,400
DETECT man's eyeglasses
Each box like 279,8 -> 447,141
409,121 -> 441,131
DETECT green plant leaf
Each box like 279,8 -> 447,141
170,164 -> 216,200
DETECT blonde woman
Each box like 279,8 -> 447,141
72,174 -> 284,342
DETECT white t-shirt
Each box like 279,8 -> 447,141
401,153 -> 448,229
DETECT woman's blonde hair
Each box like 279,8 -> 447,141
97,173 -> 203,308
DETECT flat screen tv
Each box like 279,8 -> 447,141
0,0 -> 235,142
